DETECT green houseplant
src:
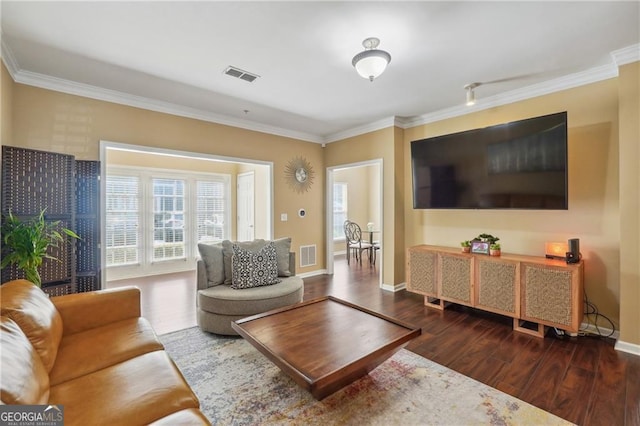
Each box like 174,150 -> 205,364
490,243 -> 501,256
1,209 -> 80,287
460,240 -> 471,253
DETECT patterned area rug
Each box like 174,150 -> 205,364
160,327 -> 572,425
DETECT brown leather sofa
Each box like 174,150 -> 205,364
0,279 -> 210,426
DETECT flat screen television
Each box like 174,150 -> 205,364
411,112 -> 568,210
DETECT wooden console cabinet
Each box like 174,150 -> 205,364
406,245 -> 584,337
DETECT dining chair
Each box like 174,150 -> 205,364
371,241 -> 380,265
344,221 -> 373,265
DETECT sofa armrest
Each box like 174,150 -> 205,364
51,286 -> 142,335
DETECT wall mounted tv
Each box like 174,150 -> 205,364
411,112 -> 568,210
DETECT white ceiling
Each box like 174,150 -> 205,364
1,1 -> 639,143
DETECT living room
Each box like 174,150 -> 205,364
1,2 -> 639,425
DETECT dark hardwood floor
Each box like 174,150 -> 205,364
108,255 -> 639,426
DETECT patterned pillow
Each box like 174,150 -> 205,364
231,241 -> 281,289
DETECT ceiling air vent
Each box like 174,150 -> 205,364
224,66 -> 259,83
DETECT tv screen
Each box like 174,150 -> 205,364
411,112 -> 568,210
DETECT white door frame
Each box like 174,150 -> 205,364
326,159 -> 383,288
237,171 -> 255,241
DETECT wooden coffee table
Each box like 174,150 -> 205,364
231,296 -> 421,400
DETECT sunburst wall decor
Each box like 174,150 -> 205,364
285,156 -> 315,193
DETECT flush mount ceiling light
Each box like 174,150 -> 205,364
464,82 -> 481,106
352,37 -> 391,82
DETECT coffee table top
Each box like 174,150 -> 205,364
232,296 -> 421,399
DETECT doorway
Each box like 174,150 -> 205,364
326,159 -> 383,287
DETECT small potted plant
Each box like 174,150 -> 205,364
460,240 -> 471,253
475,233 -> 500,246
1,209 -> 80,287
490,243 -> 501,256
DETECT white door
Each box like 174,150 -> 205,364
237,172 -> 255,241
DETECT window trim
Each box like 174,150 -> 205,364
105,165 -> 231,277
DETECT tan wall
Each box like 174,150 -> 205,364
1,62 -> 13,147
618,62 -> 640,346
9,83 -> 325,274
404,79 -> 621,329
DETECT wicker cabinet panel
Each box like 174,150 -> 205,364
520,263 -> 582,330
476,258 -> 518,316
406,247 -> 438,296
406,245 -> 584,337
439,254 -> 472,305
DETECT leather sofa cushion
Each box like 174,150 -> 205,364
0,317 -> 50,404
0,279 -> 63,372
148,408 -> 211,425
49,317 -> 164,385
49,351 -> 200,426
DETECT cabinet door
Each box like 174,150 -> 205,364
520,262 -> 583,332
475,257 -> 519,317
439,253 -> 473,306
406,247 -> 438,297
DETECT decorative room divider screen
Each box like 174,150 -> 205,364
1,146 -> 101,295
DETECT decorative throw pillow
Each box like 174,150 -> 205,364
272,237 -> 292,277
231,241 -> 281,289
222,239 -> 267,285
197,243 -> 225,287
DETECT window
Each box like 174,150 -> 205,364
196,180 -> 226,243
105,175 -> 140,266
333,182 -> 348,239
152,178 -> 185,261
105,168 -> 231,275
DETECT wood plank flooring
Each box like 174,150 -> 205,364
108,255 -> 639,426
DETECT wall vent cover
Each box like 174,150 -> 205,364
223,66 -> 259,83
299,245 -> 317,268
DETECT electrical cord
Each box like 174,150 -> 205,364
578,287 -> 616,338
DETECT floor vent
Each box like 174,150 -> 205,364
299,245 -> 316,268
223,66 -> 259,82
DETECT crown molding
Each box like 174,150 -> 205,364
2,40 -> 636,144
611,43 -> 640,67
400,63 -> 619,130
324,116 -> 399,143
1,36 -> 20,78
1,54 -> 323,144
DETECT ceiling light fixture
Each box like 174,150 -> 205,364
352,37 -> 391,82
464,83 -> 481,106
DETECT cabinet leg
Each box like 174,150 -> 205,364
513,318 -> 546,338
424,296 -> 445,310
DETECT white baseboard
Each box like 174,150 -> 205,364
381,282 -> 406,292
579,322 -> 619,340
614,339 -> 640,356
297,269 -> 327,279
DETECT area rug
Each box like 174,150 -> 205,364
160,326 -> 572,425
